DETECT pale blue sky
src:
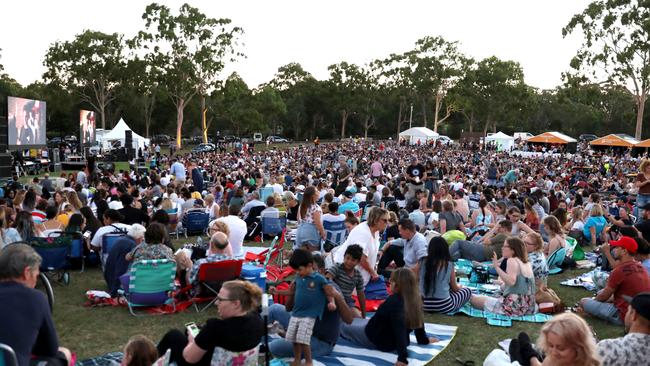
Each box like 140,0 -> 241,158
0,0 -> 590,90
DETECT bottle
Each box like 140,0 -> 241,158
197,236 -> 204,248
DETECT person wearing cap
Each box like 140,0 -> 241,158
596,292 -> 650,366
338,191 -> 360,215
579,236 -> 650,325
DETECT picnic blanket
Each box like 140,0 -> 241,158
560,268 -> 609,292
77,352 -> 123,366
274,322 -> 457,366
453,304 -> 551,327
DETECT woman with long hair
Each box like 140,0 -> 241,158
470,237 -> 536,316
340,268 -> 438,365
13,189 -> 26,211
523,232 -> 549,291
66,191 -> 83,213
295,186 -> 326,249
91,188 -> 109,222
468,198 -> 493,238
14,210 -> 41,241
530,313 -> 599,366
524,198 -> 540,232
439,200 -> 465,234
41,205 -> 64,236
583,204 -> 607,246
543,215 -> 566,256
80,206 -> 102,240
420,237 -> 472,313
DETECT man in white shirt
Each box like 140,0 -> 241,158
90,209 -> 131,252
215,205 -> 247,258
241,191 -> 266,220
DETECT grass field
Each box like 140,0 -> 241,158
46,238 -> 623,366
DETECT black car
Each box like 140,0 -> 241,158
152,134 -> 171,144
579,134 -> 598,142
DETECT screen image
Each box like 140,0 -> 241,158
7,96 -> 47,147
80,110 -> 96,144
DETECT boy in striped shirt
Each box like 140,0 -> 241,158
327,244 -> 366,318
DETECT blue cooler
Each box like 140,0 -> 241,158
241,264 -> 267,291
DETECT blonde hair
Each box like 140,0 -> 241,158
366,207 -> 389,227
640,159 -> 650,172
161,198 -> 173,211
525,232 -> 544,252
590,204 -> 605,217
390,268 -> 423,329
222,280 -> 262,313
537,313 -> 600,366
66,191 -> 83,211
210,220 -> 230,237
571,207 -> 583,221
543,215 -> 563,236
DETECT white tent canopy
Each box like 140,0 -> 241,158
485,131 -> 515,151
98,118 -> 150,151
399,127 -> 439,145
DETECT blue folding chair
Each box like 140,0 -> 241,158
0,343 -> 18,366
260,187 -> 274,203
261,215 -> 287,243
70,238 -> 85,272
182,211 -> 210,237
102,232 -> 127,267
31,235 -> 73,285
547,247 -> 567,275
323,219 -> 347,250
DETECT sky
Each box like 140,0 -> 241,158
0,0 -> 591,91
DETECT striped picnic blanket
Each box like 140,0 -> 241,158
455,303 -> 551,327
275,323 -> 457,366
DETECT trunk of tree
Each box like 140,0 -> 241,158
340,109 -> 349,139
433,94 -> 442,133
396,100 -> 404,139
143,93 -> 156,138
421,98 -> 427,128
635,93 -> 647,139
201,95 -> 208,144
468,111 -> 474,133
482,116 -> 491,136
176,98 -> 185,148
294,112 -> 301,139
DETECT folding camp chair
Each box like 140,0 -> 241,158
323,219 -> 347,252
547,247 -> 567,275
0,343 -> 18,366
260,187 -> 274,203
261,214 -> 287,243
191,259 -> 243,312
182,211 -> 209,237
102,232 -> 127,267
31,235 -> 73,285
118,259 -> 177,316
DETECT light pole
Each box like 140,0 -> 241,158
409,104 -> 413,129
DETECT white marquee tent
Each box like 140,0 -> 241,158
399,127 -> 438,145
98,118 -> 150,151
485,131 -> 515,151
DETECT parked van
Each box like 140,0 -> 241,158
253,133 -> 263,142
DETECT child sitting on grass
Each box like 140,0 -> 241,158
270,249 -> 336,366
120,335 -> 158,366
326,244 -> 366,318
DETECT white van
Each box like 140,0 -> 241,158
253,133 -> 263,142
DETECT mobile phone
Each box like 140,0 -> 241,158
83,231 -> 91,239
185,322 -> 200,337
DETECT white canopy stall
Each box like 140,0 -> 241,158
485,131 -> 515,151
399,127 -> 438,145
98,118 -> 150,151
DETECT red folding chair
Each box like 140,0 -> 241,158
244,229 -> 286,264
189,259 -> 243,312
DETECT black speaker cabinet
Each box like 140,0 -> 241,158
125,130 -> 133,149
0,116 -> 7,152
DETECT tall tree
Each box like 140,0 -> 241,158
268,63 -> 315,138
43,30 -> 125,129
563,0 -> 650,139
136,2 -> 243,147
327,62 -> 370,139
122,50 -> 162,138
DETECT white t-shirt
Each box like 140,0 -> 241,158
333,222 -> 380,285
91,223 -> 131,249
571,220 -> 585,231
215,215 -> 247,258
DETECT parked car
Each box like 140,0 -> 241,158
253,133 -> 263,142
578,134 -> 598,142
266,135 -> 290,143
191,143 -> 215,153
224,135 -> 240,143
436,135 -> 453,145
152,134 -> 171,144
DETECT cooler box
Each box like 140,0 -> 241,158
241,264 -> 267,291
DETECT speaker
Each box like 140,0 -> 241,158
125,130 -> 133,149
567,142 -> 577,154
0,153 -> 12,177
0,116 -> 7,153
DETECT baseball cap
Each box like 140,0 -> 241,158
622,292 -> 650,320
360,186 -> 368,192
296,184 -> 305,191
610,236 -> 638,254
342,191 -> 353,198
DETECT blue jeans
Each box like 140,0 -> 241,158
635,194 -> 650,221
339,318 -> 375,349
267,304 -> 335,358
449,240 -> 488,261
582,298 -> 623,325
295,223 -> 321,249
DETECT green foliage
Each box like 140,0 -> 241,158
563,0 -> 650,138
43,30 -> 125,129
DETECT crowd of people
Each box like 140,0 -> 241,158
1,138 -> 650,366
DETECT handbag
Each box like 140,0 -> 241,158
535,286 -> 561,307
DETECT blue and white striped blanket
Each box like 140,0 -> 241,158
276,323 -> 457,366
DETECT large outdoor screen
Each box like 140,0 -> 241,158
80,110 -> 96,144
7,96 -> 47,148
